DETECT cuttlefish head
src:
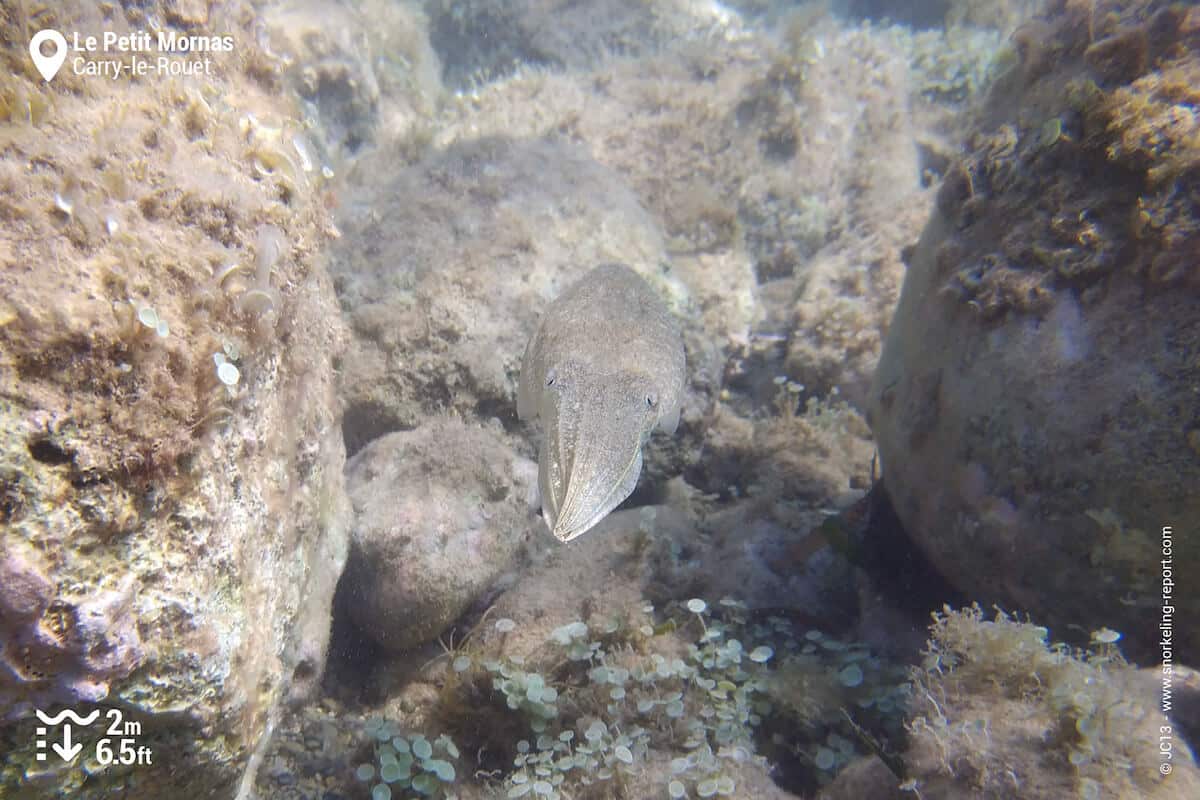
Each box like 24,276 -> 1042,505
537,366 -> 677,542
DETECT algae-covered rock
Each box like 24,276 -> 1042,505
409,506 -> 801,800
341,417 -> 538,652
425,0 -> 744,89
904,605 -> 1200,799
262,0 -> 443,159
450,508 -> 666,666
329,135 -> 690,454
0,2 -> 351,797
646,501 -> 859,625
0,547 -> 142,715
425,14 -> 966,498
868,1 -> 1200,657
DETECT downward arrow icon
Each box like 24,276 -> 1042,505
52,723 -> 83,762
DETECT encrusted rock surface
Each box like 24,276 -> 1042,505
0,2 -> 351,796
328,135 -> 697,458
869,0 -> 1200,658
341,417 -> 538,652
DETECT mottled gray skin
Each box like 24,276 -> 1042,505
519,264 -> 686,542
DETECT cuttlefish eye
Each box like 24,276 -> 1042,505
645,392 -> 658,408
545,368 -> 557,387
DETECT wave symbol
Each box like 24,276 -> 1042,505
35,709 -> 101,726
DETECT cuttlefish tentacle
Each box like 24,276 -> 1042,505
518,264 -> 686,542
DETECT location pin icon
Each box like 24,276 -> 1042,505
29,30 -> 68,82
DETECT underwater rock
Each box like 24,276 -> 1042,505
0,547 -> 141,716
646,503 -> 859,625
370,505 -> 808,800
903,605 -> 1200,799
425,0 -> 745,89
466,508 -> 665,663
817,754 -> 904,800
330,135 -> 692,457
472,502 -> 859,657
164,0 -> 210,27
685,392 -> 875,507
868,0 -> 1200,658
443,12 -> 936,414
424,18 -> 956,498
739,20 -> 929,411
622,750 -> 799,800
0,2 -> 351,796
341,417 -> 537,652
263,0 -> 442,158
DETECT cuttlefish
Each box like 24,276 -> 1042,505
518,264 -> 686,542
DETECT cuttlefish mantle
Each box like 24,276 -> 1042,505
518,264 -> 686,542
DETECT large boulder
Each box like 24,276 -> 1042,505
868,0 -> 1200,657
341,417 -> 538,651
0,2 -> 351,796
328,135 -> 696,456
